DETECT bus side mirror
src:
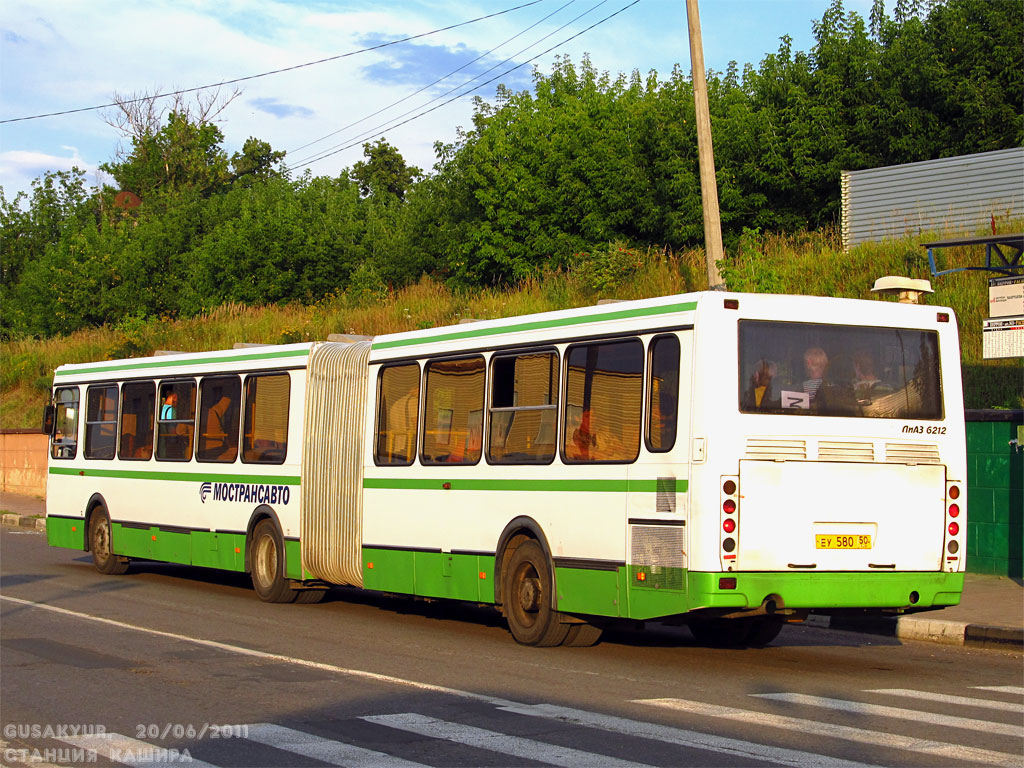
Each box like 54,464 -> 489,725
42,405 -> 56,435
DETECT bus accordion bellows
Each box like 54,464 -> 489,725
44,291 -> 966,647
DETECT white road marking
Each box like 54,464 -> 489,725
975,686 -> 1024,696
364,712 -> 648,768
244,723 -> 425,767
867,688 -> 1024,713
500,702 -> 879,768
635,698 -> 1022,768
752,692 -> 1021,736
2,595 -> 995,768
0,595 -> 512,705
59,733 -> 216,767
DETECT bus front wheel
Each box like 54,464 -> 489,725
502,539 -> 570,646
88,507 -> 129,575
250,519 -> 297,603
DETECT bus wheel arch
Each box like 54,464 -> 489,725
85,497 -> 129,575
243,506 -> 285,574
493,516 -> 555,607
246,509 -> 297,603
83,493 -> 111,551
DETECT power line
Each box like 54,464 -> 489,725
293,0 -> 640,171
288,0 -> 580,156
0,1 -> 546,125
288,0 -> 609,167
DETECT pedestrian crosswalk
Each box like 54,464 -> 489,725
48,685 -> 1022,767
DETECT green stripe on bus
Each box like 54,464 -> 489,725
363,477 -> 687,493
53,347 -> 310,377
49,467 -> 301,485
372,301 -> 698,350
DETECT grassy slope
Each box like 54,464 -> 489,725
2,228 -> 1020,429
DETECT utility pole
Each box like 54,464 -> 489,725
685,0 -> 726,289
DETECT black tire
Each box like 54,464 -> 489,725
563,622 -> 603,647
688,618 -> 752,647
294,589 -> 327,604
746,616 -> 785,647
250,519 -> 298,603
502,539 -> 570,647
88,507 -> 129,575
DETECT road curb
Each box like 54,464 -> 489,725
808,612 -> 1023,650
1,513 -> 46,532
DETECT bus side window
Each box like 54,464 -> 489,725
488,351 -> 558,464
51,387 -> 80,460
197,375 -> 241,463
242,374 -> 290,464
375,363 -> 420,466
421,356 -> 485,465
647,335 -> 680,452
156,380 -> 197,461
563,339 -> 643,463
118,381 -> 155,461
84,384 -> 118,460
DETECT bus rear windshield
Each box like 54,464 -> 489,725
738,320 -> 942,419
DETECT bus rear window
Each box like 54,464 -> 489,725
738,321 -> 942,419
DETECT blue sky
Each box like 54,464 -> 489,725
0,0 -> 872,200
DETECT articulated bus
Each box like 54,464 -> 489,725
44,291 -> 966,647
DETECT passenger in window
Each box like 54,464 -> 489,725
852,350 -> 891,401
803,347 -> 828,405
571,409 -> 597,460
742,359 -> 778,409
205,395 -> 236,460
161,390 -> 178,420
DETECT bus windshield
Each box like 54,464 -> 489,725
738,320 -> 942,419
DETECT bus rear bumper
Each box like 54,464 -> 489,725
686,570 -> 964,614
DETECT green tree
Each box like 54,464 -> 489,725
100,112 -> 231,201
350,139 -> 422,200
230,137 -> 287,187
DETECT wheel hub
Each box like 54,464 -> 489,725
517,576 -> 541,612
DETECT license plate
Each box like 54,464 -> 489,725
815,534 -> 872,549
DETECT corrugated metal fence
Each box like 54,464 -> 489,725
841,148 -> 1024,250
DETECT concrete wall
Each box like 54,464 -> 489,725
0,430 -> 48,498
965,411 -> 1023,578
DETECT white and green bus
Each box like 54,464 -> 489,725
44,291 -> 966,646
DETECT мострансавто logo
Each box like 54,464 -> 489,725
199,482 -> 291,505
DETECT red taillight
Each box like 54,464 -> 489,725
948,522 -> 959,536
937,312 -> 949,323
723,518 -> 736,533
723,499 -> 736,514
949,504 -> 960,518
948,485 -> 960,500
723,480 -> 737,495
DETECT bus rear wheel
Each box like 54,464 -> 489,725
746,616 -> 784,647
502,539 -> 570,647
563,622 -> 603,647
89,507 -> 129,575
688,618 -> 751,647
250,519 -> 298,603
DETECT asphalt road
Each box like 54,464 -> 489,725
2,526 -> 1022,768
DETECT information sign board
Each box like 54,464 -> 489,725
982,315 -> 1023,359
989,275 -> 1024,318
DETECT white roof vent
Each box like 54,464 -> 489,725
871,276 -> 934,304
